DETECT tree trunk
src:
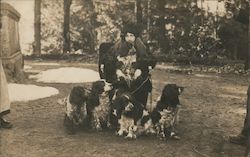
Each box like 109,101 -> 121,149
136,0 -> 142,27
247,1 -> 250,70
63,0 -> 72,53
157,0 -> 168,53
146,0 -> 151,42
0,1 -> 2,29
34,0 -> 41,55
200,0 -> 204,25
0,0 -> 1,58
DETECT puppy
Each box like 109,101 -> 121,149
150,84 -> 184,140
86,79 -> 113,131
116,54 -> 142,88
112,93 -> 146,139
64,86 -> 88,134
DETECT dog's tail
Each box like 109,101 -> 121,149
57,98 -> 66,105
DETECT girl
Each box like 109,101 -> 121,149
111,22 -> 156,107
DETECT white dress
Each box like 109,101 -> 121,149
0,59 -> 10,116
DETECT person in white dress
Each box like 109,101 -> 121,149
0,59 -> 13,128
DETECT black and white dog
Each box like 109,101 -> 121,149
86,79 -> 113,131
63,86 -> 89,134
112,93 -> 155,139
150,84 -> 184,140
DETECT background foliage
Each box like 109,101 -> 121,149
39,0 -> 248,66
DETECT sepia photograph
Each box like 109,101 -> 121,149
0,0 -> 250,156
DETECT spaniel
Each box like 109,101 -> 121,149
63,86 -> 88,134
86,79 -> 113,131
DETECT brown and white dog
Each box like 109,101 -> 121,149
63,86 -> 88,134
86,79 -> 113,131
150,84 -> 184,140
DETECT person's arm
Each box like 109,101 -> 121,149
135,38 -> 147,57
112,41 -> 127,80
98,43 -> 114,78
134,38 -> 157,77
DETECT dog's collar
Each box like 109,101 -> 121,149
100,92 -> 109,97
123,94 -> 130,100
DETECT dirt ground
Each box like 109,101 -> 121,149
0,60 -> 249,157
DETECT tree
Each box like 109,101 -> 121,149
136,0 -> 142,27
235,0 -> 249,70
0,1 -> 2,30
63,0 -> 72,53
34,0 -> 41,55
247,1 -> 250,70
157,0 -> 169,54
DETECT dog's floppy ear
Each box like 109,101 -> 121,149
112,96 -> 124,119
91,81 -> 104,94
69,86 -> 87,105
162,84 -> 178,96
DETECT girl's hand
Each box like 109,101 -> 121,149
100,64 -> 104,73
148,66 -> 153,75
134,69 -> 142,79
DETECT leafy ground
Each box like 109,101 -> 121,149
0,59 -> 249,157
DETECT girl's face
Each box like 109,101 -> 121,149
125,32 -> 136,44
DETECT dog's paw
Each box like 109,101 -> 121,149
157,132 -> 166,141
159,136 -> 166,141
116,129 -> 124,136
171,135 -> 180,140
107,121 -> 112,128
95,125 -> 102,131
125,133 -> 136,140
146,128 -> 156,135
170,132 -> 180,140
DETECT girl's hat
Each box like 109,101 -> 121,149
122,22 -> 140,37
